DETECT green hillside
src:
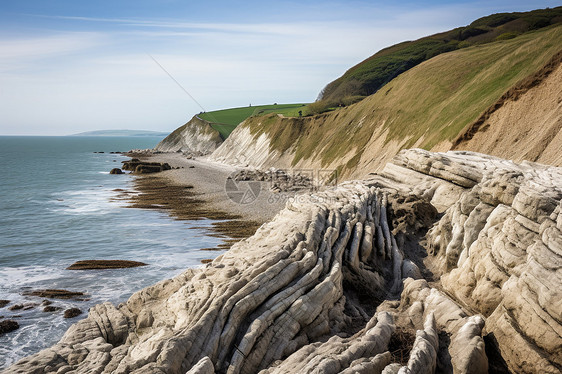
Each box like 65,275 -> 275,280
319,6 -> 562,104
199,103 -> 308,137
240,23 -> 562,177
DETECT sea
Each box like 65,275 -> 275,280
0,136 -> 225,369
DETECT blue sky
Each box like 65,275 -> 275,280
0,0 -> 559,135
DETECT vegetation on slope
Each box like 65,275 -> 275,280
199,103 -> 308,138
319,6 -> 562,105
242,24 -> 562,177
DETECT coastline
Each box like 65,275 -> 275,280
125,153 -> 289,249
4,149 -> 562,373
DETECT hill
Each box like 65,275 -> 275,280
319,6 -> 562,105
199,103 -> 308,126
211,23 -> 562,178
199,103 -> 308,138
154,115 -> 223,153
155,103 -> 309,153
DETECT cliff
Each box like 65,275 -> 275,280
211,24 -> 562,179
452,50 -> 562,165
5,149 -> 561,373
155,116 -> 223,154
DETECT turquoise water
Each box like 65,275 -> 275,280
0,137 -> 224,368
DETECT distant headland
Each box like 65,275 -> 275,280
70,130 -> 169,137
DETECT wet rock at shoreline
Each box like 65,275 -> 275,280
8,304 -> 24,311
0,300 -> 9,308
109,168 -> 124,174
23,289 -> 85,300
121,158 -> 172,174
66,260 -> 148,270
43,306 -> 62,313
63,308 -> 82,319
125,149 -> 154,157
0,320 -> 19,335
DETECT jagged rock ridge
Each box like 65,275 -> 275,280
4,149 -> 561,374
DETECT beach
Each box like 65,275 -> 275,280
126,153 -> 291,248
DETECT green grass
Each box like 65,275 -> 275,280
319,6 -> 562,104
198,103 -> 309,138
209,123 -> 238,140
199,104 -> 308,125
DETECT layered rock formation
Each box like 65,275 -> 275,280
155,116 -> 224,154
5,149 -> 561,374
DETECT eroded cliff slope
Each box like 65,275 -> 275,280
6,149 -> 561,374
452,51 -> 562,166
211,24 -> 562,178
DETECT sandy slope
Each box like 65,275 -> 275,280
453,53 -> 562,166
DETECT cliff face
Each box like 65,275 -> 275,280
6,149 -> 561,374
210,25 -> 562,179
452,51 -> 562,166
155,116 -> 223,154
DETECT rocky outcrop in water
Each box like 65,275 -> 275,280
5,149 -> 561,374
0,320 -> 19,335
121,159 -> 172,174
67,260 -> 148,270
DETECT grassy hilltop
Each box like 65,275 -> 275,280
199,103 -> 308,138
318,6 -> 562,105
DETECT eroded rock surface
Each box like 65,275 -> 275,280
5,149 -> 561,374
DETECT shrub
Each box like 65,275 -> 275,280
496,32 -> 521,41
308,100 -> 335,115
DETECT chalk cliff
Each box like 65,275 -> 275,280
155,116 -> 223,154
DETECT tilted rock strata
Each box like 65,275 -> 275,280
4,149 -> 561,374
422,150 -> 562,373
155,115 -> 224,154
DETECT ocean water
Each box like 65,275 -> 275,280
0,136 -> 225,368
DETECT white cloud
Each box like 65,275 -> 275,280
0,33 -> 105,72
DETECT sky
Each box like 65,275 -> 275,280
0,0 -> 559,135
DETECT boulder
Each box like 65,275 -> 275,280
121,159 -> 171,174
63,308 -> 83,319
0,320 -> 19,335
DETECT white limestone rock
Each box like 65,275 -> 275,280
5,149 -> 562,374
